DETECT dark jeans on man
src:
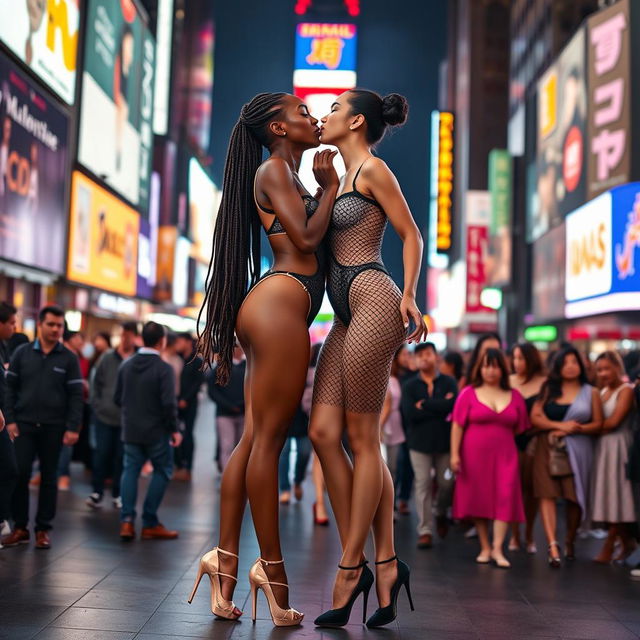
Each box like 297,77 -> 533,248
0,427 -> 18,521
12,423 -> 65,531
92,419 -> 123,498
175,404 -> 197,470
121,438 -> 173,528
396,442 -> 414,502
278,436 -> 312,492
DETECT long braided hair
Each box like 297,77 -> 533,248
196,92 -> 287,384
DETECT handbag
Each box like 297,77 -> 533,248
548,433 -> 572,477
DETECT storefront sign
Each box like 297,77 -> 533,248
189,158 -> 219,264
533,27 -> 588,241
295,23 -> 357,72
587,0 -> 631,199
67,171 -> 140,296
434,112 -> 454,257
78,0 -> 155,211
565,182 -> 640,317
0,0 -> 79,104
524,325 -> 558,342
0,54 -> 69,273
487,149 -> 512,286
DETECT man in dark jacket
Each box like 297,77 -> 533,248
173,332 -> 204,481
402,342 -> 457,549
86,321 -> 138,510
1,305 -> 83,550
208,343 -> 246,472
115,321 -> 182,541
0,301 -> 17,541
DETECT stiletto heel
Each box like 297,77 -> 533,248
548,541 -> 561,568
187,547 -> 242,619
404,579 -> 415,611
248,558 -> 303,627
314,559 -> 374,627
366,556 -> 414,629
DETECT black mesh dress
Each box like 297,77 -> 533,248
312,160 -> 405,413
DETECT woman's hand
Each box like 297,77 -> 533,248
400,294 -> 428,343
560,420 -> 582,434
312,149 -> 339,190
450,454 -> 461,474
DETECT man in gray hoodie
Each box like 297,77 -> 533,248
86,321 -> 138,510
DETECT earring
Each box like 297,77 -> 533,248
349,125 -> 355,130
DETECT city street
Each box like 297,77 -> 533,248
1,398 -> 640,640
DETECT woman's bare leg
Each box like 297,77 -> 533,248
476,519 -> 491,559
539,498 -> 560,559
311,452 -> 329,520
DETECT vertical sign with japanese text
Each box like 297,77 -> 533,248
465,191 -> 493,314
587,0 -> 631,199
487,149 -> 512,287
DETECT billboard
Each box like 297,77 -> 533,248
188,158 -> 219,264
533,27 -> 587,241
465,191 -> 494,315
78,0 -> 155,211
0,54 -> 69,273
0,0 -> 79,104
533,224 -> 566,322
486,149 -> 512,286
587,0 -> 632,199
67,171 -> 140,296
565,182 -> 640,317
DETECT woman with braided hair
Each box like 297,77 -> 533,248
309,89 -> 427,628
189,93 -> 339,627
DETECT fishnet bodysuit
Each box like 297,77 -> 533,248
313,162 -> 405,413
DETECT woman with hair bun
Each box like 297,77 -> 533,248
191,93 -> 339,627
309,89 -> 427,628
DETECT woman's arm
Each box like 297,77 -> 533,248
450,421 -> 464,473
530,399 -> 575,432
576,387 -> 604,434
257,152 -> 339,253
363,158 -> 427,342
601,386 -> 634,432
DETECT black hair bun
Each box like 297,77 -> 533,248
381,93 -> 408,126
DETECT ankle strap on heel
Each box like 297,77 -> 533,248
375,555 -> 398,565
259,557 -> 284,566
217,547 -> 239,559
338,559 -> 368,570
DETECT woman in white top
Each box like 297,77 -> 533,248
592,350 -> 637,563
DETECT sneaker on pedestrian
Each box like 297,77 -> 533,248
0,520 -> 10,536
58,475 -> 71,491
417,534 -> 433,549
86,493 -> 103,509
112,496 -> 123,510
1,528 -> 30,547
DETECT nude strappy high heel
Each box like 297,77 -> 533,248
249,557 -> 304,627
187,547 -> 242,619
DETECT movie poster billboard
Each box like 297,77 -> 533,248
0,54 -> 69,273
0,0 -> 79,104
587,0 -> 632,200
67,171 -> 140,296
533,27 -> 587,241
78,0 -> 155,212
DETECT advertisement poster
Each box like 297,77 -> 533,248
78,0 -> 155,211
0,0 -> 79,104
564,183 -> 640,317
0,54 -> 69,273
188,158 -> 219,264
533,27 -> 587,241
465,191 -> 493,314
587,0 -> 631,199
67,171 -> 140,296
532,223 -> 566,322
487,149 -> 512,286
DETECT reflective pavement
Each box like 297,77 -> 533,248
1,396 -> 640,639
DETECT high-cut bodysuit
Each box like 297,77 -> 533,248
248,193 -> 325,327
312,160 -> 406,413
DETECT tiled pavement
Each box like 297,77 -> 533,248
1,396 -> 639,639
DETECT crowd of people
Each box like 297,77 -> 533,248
1,302 -> 640,584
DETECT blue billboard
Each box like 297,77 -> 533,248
295,23 -> 357,72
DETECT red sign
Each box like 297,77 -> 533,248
465,225 -> 492,313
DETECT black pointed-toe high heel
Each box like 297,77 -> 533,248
314,559 -> 374,627
366,556 -> 414,629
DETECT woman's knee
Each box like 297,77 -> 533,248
308,420 -> 342,451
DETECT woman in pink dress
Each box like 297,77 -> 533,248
450,348 -> 530,568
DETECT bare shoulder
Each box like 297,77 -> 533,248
257,157 -> 294,186
362,156 -> 392,178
